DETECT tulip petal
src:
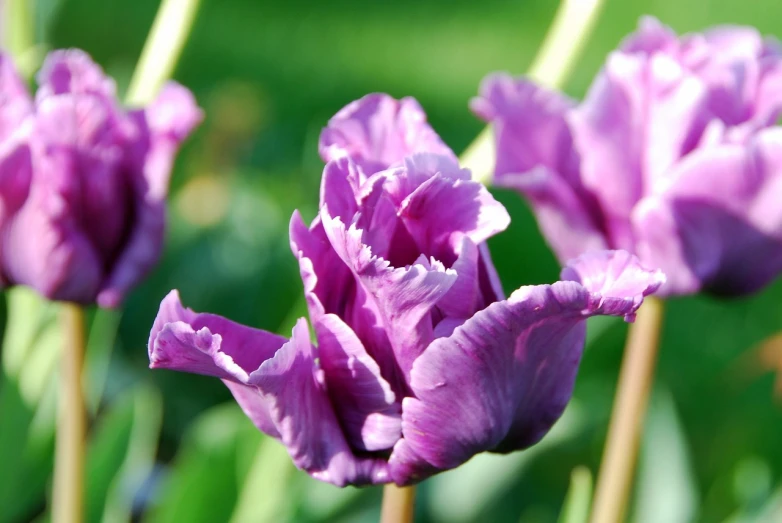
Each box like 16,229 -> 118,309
0,51 -> 33,142
148,290 -> 289,382
319,93 -> 455,176
322,211 -> 457,378
634,128 -> 782,295
247,319 -> 391,486
150,298 -> 390,486
316,313 -> 402,451
471,74 -> 608,261
570,51 -> 708,249
397,154 -> 510,265
36,49 -> 117,101
97,84 -> 202,307
389,250 -> 662,484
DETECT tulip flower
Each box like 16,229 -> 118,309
473,16 -> 782,296
149,94 -> 664,487
0,49 -> 201,307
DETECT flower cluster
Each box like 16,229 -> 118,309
149,94 -> 663,486
474,17 -> 782,296
0,50 -> 201,306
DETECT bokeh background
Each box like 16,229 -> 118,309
4,0 -> 782,521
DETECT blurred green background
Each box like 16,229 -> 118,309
4,0 -> 782,521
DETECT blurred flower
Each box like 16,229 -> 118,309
149,95 -> 664,487
473,16 -> 782,296
0,49 -> 201,307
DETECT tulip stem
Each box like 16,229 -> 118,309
462,0 -> 606,185
380,484 -> 416,523
589,297 -> 665,523
52,303 -> 87,523
126,0 -> 201,106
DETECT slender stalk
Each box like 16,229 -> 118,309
380,484 -> 416,523
589,297 -> 665,523
125,0 -> 201,106
52,303 -> 86,523
462,0 -> 607,185
4,0 -> 34,59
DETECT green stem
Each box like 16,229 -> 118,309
4,0 -> 34,59
590,297 -> 666,523
52,303 -> 86,523
125,0 -> 202,106
462,0 -> 607,185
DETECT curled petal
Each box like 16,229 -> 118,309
316,314 -> 402,451
397,154 -> 510,264
561,249 -> 666,320
148,290 -> 289,382
321,210 -> 457,377
389,253 -> 661,484
247,319 -> 391,486
319,93 -> 455,175
149,299 -> 390,486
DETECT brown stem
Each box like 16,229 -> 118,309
52,303 -> 86,523
380,484 -> 416,523
590,296 -> 665,523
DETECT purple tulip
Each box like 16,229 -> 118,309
473,17 -> 782,296
149,95 -> 664,486
0,49 -> 201,307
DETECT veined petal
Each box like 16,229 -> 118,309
561,249 -> 666,320
389,250 -> 661,484
319,93 -> 455,175
248,319 -> 391,486
148,290 -> 289,382
316,314 -> 402,452
397,154 -> 510,264
321,210 -> 457,378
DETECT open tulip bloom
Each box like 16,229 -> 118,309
149,94 -> 664,487
0,50 -> 201,307
473,16 -> 782,297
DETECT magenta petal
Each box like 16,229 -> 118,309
569,51 -> 708,249
560,249 -> 666,320
634,129 -> 782,296
316,313 -> 402,451
319,93 -> 455,175
248,319 -> 391,486
471,74 -> 607,261
321,211 -> 457,377
148,290 -> 289,382
0,51 -> 33,142
36,49 -> 117,100
389,254 -> 660,484
397,154 -> 510,264
97,83 -> 202,307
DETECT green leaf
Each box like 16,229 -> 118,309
0,377 -> 55,523
229,436 -> 295,523
84,384 -> 163,523
145,403 -> 263,523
